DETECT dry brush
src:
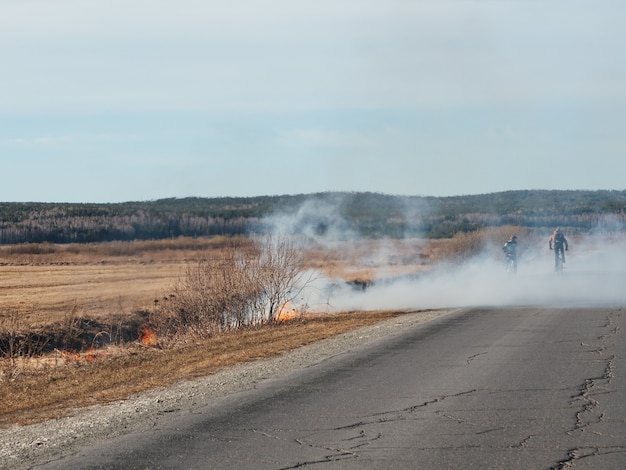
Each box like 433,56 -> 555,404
151,235 -> 312,342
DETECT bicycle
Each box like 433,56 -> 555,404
505,254 -> 517,274
554,249 -> 565,274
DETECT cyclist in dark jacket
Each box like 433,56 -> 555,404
549,228 -> 568,271
503,235 -> 518,273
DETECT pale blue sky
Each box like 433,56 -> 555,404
1,0 -> 624,203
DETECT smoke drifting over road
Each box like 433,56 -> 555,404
265,199 -> 626,312
321,241 -> 626,311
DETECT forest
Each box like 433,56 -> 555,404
0,190 -> 624,244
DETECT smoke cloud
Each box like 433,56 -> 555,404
261,194 -> 359,245
306,240 -> 626,312
266,199 -> 626,312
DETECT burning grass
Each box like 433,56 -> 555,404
0,234 -> 491,428
0,310 -> 406,428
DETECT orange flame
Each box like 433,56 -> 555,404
61,348 -> 108,363
138,326 -> 158,346
277,302 -> 299,322
61,350 -> 81,363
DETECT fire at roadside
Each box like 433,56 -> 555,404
0,312 -> 157,369
1,300 -> 311,371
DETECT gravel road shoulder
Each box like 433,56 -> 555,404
1,309 -> 454,469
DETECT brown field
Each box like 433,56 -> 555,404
0,263 -> 183,325
0,236 -> 445,426
0,229 -> 523,427
0,238 -> 243,326
0,236 -> 438,326
0,224 -> 570,327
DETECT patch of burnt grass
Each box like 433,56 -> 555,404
0,311 -> 149,361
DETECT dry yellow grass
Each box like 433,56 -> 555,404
0,237 -> 253,325
0,237 -> 434,325
0,236 -> 442,428
0,263 -> 184,324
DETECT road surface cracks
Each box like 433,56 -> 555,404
552,311 -> 625,470
256,389 -> 478,469
255,310 -> 626,469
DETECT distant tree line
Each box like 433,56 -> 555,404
0,190 -> 624,244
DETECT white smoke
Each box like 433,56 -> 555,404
306,238 -> 626,311
266,199 -> 626,312
261,194 -> 359,245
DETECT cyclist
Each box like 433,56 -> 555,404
502,235 -> 518,273
549,228 -> 568,271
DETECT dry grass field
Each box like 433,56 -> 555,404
0,238 -> 239,326
0,229 -> 522,427
0,236 -> 442,326
0,236 -> 443,426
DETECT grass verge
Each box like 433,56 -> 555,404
0,310 -> 405,429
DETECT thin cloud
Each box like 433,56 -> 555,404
281,129 -> 376,149
3,135 -> 75,146
33,136 -> 75,145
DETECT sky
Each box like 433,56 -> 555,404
1,0 -> 625,203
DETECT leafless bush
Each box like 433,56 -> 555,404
0,311 -> 50,370
152,235 -> 311,339
249,235 -> 309,323
0,311 -> 26,367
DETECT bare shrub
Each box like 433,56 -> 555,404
249,235 -> 309,323
152,235 -> 311,339
0,311 -> 50,371
151,249 -> 257,340
0,311 -> 27,367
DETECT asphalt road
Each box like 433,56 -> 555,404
38,307 -> 626,469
